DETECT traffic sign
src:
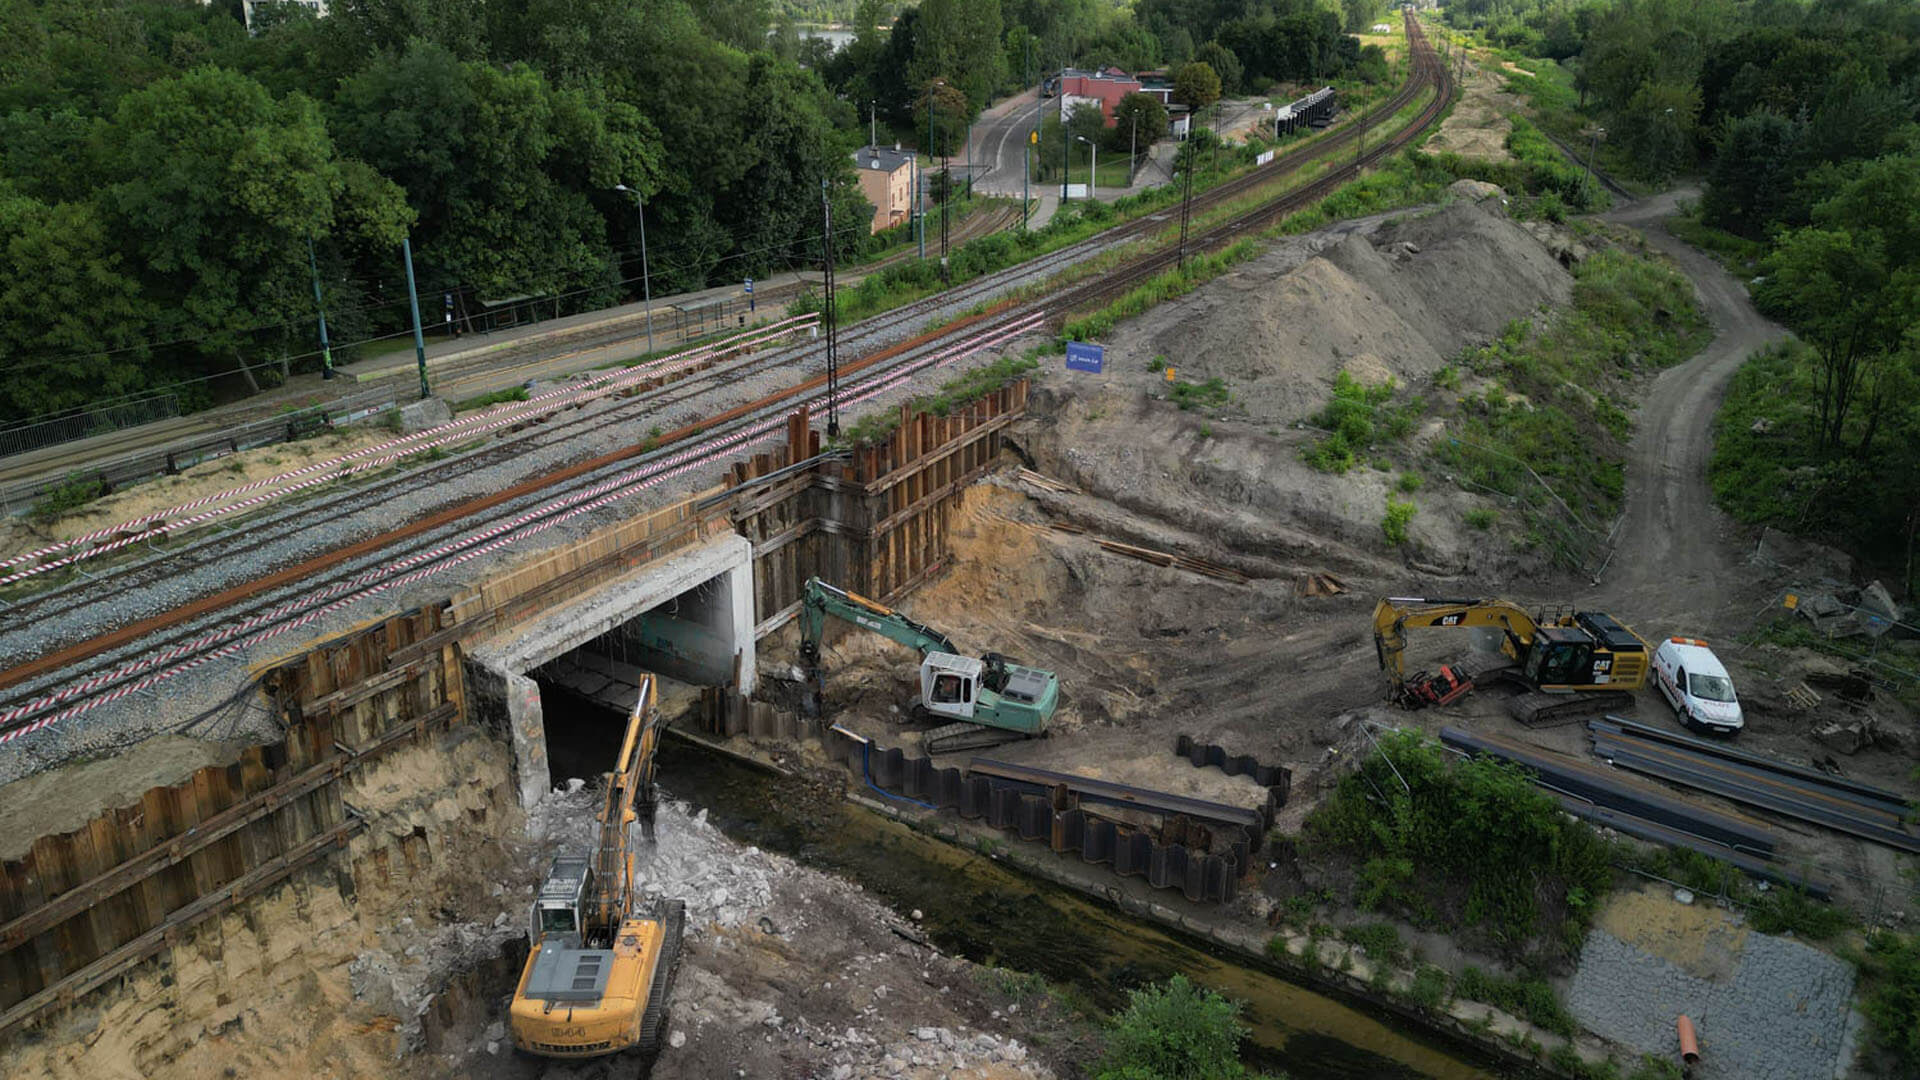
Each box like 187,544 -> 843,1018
1065,341 -> 1104,373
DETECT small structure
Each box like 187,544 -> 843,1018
1057,67 -> 1143,127
1135,70 -> 1176,106
852,144 -> 914,234
1275,87 -> 1337,136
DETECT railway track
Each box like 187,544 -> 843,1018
0,11 -> 1447,741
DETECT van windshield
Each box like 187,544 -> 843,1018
1688,673 -> 1736,702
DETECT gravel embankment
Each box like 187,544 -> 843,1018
1566,925 -> 1855,1079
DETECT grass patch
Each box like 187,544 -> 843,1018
1454,967 -> 1579,1038
454,386 -> 530,412
1169,377 -> 1231,412
1853,931 -> 1920,1071
1302,371 -> 1424,474
840,353 -> 1040,447
1430,247 -> 1708,569
1341,922 -> 1407,967
1617,843 -> 1855,940
1465,507 -> 1497,530
1062,239 -> 1260,343
31,471 -> 106,524
1666,208 -> 1765,273
1409,965 -> 1450,1009
1305,729 -> 1612,967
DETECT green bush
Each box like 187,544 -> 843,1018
32,471 -> 107,524
1381,496 -> 1417,544
454,386 -> 529,411
1409,965 -> 1450,1009
1170,377 -> 1231,411
1396,471 -> 1423,493
1465,507 -> 1497,530
1305,730 -> 1613,965
1342,922 -> 1406,966
1749,886 -> 1854,941
1094,975 -> 1256,1080
1856,932 -> 1920,1071
1303,372 -> 1424,473
1454,967 -> 1579,1038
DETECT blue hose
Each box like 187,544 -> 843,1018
862,740 -> 938,810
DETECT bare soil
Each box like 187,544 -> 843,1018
1422,56 -> 1519,163
0,427 -> 395,561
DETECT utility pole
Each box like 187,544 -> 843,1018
1060,68 -> 1072,203
613,184 -> 655,356
869,101 -> 876,149
940,159 -> 951,285
402,236 -> 429,400
306,236 -> 333,380
1176,153 -> 1194,270
1129,111 -> 1138,187
915,158 -> 925,258
820,180 -> 839,438
1582,126 -> 1607,202
1022,37 -> 1032,230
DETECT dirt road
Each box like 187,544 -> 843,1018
1583,188 -> 1788,635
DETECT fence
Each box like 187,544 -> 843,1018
0,388 -> 396,515
0,395 -> 181,460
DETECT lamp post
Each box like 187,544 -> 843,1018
401,235 -> 429,400
1075,135 -> 1097,200
612,184 -> 655,357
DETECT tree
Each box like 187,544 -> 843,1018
1094,975 -> 1254,1080
910,0 -> 1003,110
913,78 -> 972,158
1701,112 -> 1801,239
1108,92 -> 1168,155
1172,60 -> 1220,110
1193,41 -> 1242,96
1341,0 -> 1379,34
1755,228 -> 1895,452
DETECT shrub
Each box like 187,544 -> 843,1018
1382,496 -> 1417,545
1857,931 -> 1920,1070
1410,965 -> 1450,1009
1465,507 -> 1498,530
1094,975 -> 1255,1080
1434,364 -> 1460,391
1749,886 -> 1854,940
1342,922 -> 1406,967
32,471 -> 106,524
1170,377 -> 1231,411
1454,967 -> 1579,1038
1397,471 -> 1423,493
455,386 -> 529,412
1305,730 -> 1613,964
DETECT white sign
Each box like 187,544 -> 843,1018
1255,150 -> 1275,166
1065,183 -> 1090,199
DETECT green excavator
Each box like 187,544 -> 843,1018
798,577 -> 1059,754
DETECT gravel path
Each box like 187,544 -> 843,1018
1566,925 -> 1855,1079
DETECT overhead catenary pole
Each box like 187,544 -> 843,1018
613,183 -> 656,356
1022,36 -> 1033,230
1061,71 -> 1072,202
306,236 -> 333,380
402,235 -> 429,400
821,179 -> 839,438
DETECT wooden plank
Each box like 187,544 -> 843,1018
0,815 -> 365,1038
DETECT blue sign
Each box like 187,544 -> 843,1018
1065,341 -> 1104,373
744,277 -> 754,293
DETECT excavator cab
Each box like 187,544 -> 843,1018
920,652 -> 984,720
1523,626 -> 1596,687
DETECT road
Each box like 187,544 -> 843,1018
960,89 -> 1054,198
1584,187 -> 1789,633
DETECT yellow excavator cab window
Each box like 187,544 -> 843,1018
539,906 -> 578,936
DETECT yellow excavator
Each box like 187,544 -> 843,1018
1372,596 -> 1650,726
510,674 -> 685,1064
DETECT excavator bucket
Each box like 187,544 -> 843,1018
1397,666 -> 1475,709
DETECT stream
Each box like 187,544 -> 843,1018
651,735 -> 1516,1080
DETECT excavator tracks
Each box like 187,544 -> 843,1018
924,721 -> 1033,756
1506,690 -> 1636,728
635,898 -> 687,1066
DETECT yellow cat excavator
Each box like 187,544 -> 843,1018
1372,596 -> 1650,726
509,674 -> 685,1064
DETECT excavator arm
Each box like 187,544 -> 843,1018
1371,597 -> 1540,689
586,674 -> 661,941
799,577 -> 957,666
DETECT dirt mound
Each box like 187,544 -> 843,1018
1140,199 -> 1571,420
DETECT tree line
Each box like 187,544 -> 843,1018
0,0 -> 1392,426
1446,0 -> 1920,579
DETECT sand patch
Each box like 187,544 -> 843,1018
1595,883 -> 1750,982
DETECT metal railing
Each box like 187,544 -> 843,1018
0,394 -> 182,459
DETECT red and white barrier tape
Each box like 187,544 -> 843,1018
0,315 -> 819,585
0,309 -> 1045,742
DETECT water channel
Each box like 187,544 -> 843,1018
646,733 -> 1518,1080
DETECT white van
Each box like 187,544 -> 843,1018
1652,637 -> 1743,734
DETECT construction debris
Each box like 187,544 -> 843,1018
1048,522 -> 1246,583
1015,468 -> 1079,495
1296,572 -> 1346,597
1785,683 -> 1822,711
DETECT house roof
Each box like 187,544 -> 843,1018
853,145 -> 913,173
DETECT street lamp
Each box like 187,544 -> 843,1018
1075,134 -> 1097,200
612,183 -> 655,356
1581,126 -> 1606,200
